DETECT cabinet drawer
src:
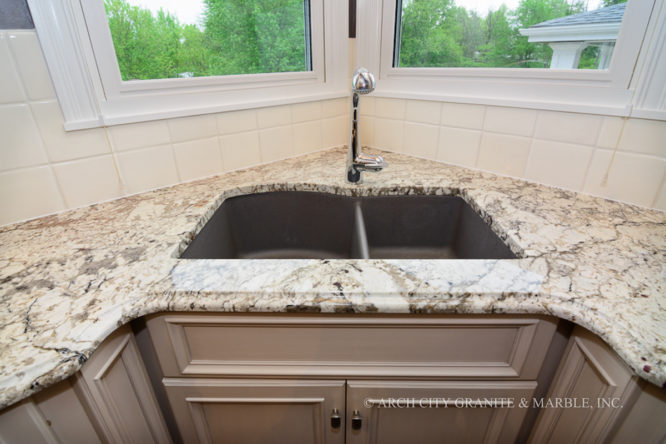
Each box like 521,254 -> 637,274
146,314 -> 557,380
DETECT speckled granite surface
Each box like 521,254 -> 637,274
0,147 -> 664,409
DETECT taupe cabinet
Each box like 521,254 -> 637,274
0,324 -> 171,444
1,314 -> 665,443
144,313 -> 557,443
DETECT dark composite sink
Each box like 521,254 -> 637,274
180,192 -> 516,260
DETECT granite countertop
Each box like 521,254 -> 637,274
0,147 -> 664,409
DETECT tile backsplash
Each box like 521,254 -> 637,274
1,29 -> 664,226
363,97 -> 666,211
0,30 -> 348,226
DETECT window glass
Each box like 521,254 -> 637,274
393,0 -> 627,69
104,0 -> 312,81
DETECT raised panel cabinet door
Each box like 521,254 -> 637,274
346,380 -> 537,444
77,324 -> 172,444
162,378 -> 346,444
528,326 -> 642,443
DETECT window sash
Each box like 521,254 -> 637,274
28,0 -> 348,129
357,0 -> 656,116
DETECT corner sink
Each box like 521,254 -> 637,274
180,192 -> 516,260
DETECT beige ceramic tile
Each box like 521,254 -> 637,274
403,122 -> 439,159
216,109 -> 258,135
361,96 -> 376,116
52,155 -> 122,208
583,150 -> 665,208
596,116 -> 624,149
322,116 -> 348,148
220,132 -> 261,171
291,101 -> 322,123
321,98 -> 347,118
477,132 -> 531,177
259,126 -> 294,162
618,118 -> 666,157
0,104 -> 48,171
117,145 -> 179,194
256,105 -> 291,128
0,34 -> 25,104
653,180 -> 666,211
374,98 -> 406,120
31,101 -> 109,162
293,120 -> 323,155
534,111 -> 602,146
374,118 -> 404,152
109,120 -> 170,151
167,114 -> 217,143
406,100 -> 442,125
359,116 -> 374,147
484,106 -> 537,136
0,166 -> 65,225
173,137 -> 223,181
440,103 -> 485,129
436,126 -> 481,168
7,32 -> 55,100
525,139 -> 594,191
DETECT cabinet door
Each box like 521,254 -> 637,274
163,378 -> 346,444
346,380 -> 536,444
528,326 -> 641,443
77,324 -> 172,444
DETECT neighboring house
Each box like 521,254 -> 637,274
519,3 -> 626,69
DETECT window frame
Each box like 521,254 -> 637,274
28,0 -> 349,130
357,0 -> 658,117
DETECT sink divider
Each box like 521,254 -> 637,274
351,201 -> 370,259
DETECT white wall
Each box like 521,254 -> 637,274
0,29 -> 664,227
361,97 -> 666,211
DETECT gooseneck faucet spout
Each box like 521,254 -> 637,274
347,68 -> 387,183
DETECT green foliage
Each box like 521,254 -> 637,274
105,0 -> 622,80
203,0 -> 307,75
106,0 -> 307,80
601,0 -> 627,6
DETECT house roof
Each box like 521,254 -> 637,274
530,3 -> 626,29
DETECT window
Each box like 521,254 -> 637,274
392,0 -> 628,70
104,0 -> 313,80
357,0 -> 658,116
27,0 -> 348,129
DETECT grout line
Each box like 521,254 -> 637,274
600,117 -> 628,187
649,171 -> 665,208
103,126 -> 128,196
473,105 -> 487,168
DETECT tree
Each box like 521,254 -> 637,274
397,0 -> 463,67
601,0 -> 627,6
479,6 -> 515,67
203,0 -> 307,75
512,0 -> 585,67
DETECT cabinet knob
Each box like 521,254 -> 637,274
330,408 -> 341,429
351,410 -> 362,430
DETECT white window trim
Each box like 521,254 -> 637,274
28,0 -> 349,130
357,0 -> 662,118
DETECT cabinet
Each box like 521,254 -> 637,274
0,324 -> 171,444
528,326 -> 666,443
163,378 -> 345,443
143,313 -> 559,443
3,314 -> 664,442
346,380 -> 536,444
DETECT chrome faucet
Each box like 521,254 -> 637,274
346,68 -> 387,183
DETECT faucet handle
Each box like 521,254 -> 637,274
354,153 -> 387,172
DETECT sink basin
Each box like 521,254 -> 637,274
180,192 -> 516,260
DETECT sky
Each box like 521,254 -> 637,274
126,0 -> 606,25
